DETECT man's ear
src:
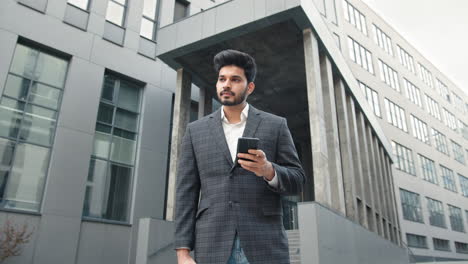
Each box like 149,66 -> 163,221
247,82 -> 255,95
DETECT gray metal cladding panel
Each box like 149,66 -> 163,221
138,37 -> 157,59
18,0 -> 47,13
64,4 -> 89,31
103,21 -> 125,46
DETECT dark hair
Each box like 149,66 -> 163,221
213,49 -> 257,83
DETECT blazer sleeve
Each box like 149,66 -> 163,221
268,118 -> 306,195
174,124 -> 200,250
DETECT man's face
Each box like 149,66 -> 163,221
216,65 -> 254,106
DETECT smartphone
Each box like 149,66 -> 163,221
235,137 -> 259,164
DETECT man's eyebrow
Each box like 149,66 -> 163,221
218,74 -> 243,78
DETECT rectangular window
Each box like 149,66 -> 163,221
440,165 -> 457,193
452,92 -> 465,114
459,120 -> 468,140
106,0 -> 127,26
424,94 -> 441,121
358,81 -> 381,117
378,60 -> 400,92
410,115 -> 430,145
431,128 -> 449,156
418,63 -> 434,88
371,24 -> 393,56
435,79 -> 451,102
343,0 -> 367,35
140,0 -> 160,40
459,174 -> 468,197
83,72 -> 143,222
347,37 -> 374,74
419,155 -> 438,184
406,233 -> 427,248
392,142 -> 415,175
403,79 -> 422,108
400,189 -> 423,222
448,205 -> 465,232
174,0 -> 190,22
68,0 -> 90,10
442,108 -> 457,132
455,242 -> 468,254
396,45 -> 416,73
451,140 -> 465,164
0,43 -> 69,212
433,238 -> 450,251
427,198 -> 446,228
384,98 -> 407,132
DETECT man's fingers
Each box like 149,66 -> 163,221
238,159 -> 260,168
247,149 -> 265,158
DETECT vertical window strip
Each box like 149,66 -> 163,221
397,45 -> 416,73
106,0 -> 128,27
347,37 -> 374,74
410,115 -> 430,144
448,205 -> 465,232
436,79 -> 451,102
459,174 -> 468,197
392,141 -> 415,175
424,94 -> 441,121
442,108 -> 457,131
400,189 -> 423,223
431,128 -> 449,155
343,0 -> 367,35
419,155 -> 437,184
372,24 -> 393,56
451,140 -> 465,164
140,0 -> 160,40
358,81 -> 381,117
384,98 -> 407,132
427,198 -> 446,228
403,79 -> 422,108
440,165 -> 457,192
418,63 -> 434,88
378,60 -> 400,91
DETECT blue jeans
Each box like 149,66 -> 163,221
227,234 -> 250,264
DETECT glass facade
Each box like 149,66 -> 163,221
410,115 -> 430,145
347,37 -> 374,74
403,79 -> 422,108
418,63 -> 433,88
0,43 -> 68,212
419,155 -> 437,184
392,142 -> 415,175
397,45 -> 415,73
400,189 -> 423,223
406,233 -> 427,248
140,0 -> 160,40
343,0 -> 367,35
440,165 -> 457,193
371,24 -> 393,56
384,98 -> 407,132
460,174 -> 468,197
427,198 -> 446,228
432,128 -> 450,156
83,73 -> 142,222
358,81 -> 381,117
106,0 -> 127,26
433,238 -> 450,251
448,205 -> 465,233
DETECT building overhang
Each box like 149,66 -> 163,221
156,0 -> 394,161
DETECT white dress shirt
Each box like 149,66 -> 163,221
221,104 -> 278,187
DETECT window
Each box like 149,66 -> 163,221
83,73 -> 143,222
384,99 -> 407,132
459,174 -> 468,197
406,233 -> 427,248
451,140 -> 465,164
378,60 -> 400,92
442,108 -> 457,132
419,155 -> 438,184
140,0 -> 160,40
435,79 -> 450,102
433,238 -> 450,251
68,0 -> 89,10
452,92 -> 465,114
372,24 -> 393,56
418,63 -> 433,88
347,37 -> 374,74
106,0 -> 127,26
410,115 -> 430,144
358,81 -> 381,117
403,79 -> 422,108
459,120 -> 468,140
0,43 -> 69,212
343,0 -> 367,35
424,94 -> 441,121
174,0 -> 190,22
440,165 -> 457,192
400,189 -> 423,222
396,45 -> 415,73
455,242 -> 468,254
427,198 -> 446,228
448,205 -> 465,232
392,142 -> 415,175
431,128 -> 449,155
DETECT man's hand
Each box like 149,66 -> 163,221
237,149 -> 275,180
177,249 -> 196,264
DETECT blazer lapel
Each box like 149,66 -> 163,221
242,105 -> 263,138
208,108 -> 234,167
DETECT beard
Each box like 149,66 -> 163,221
218,86 -> 249,106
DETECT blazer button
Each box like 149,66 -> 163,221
229,201 -> 233,207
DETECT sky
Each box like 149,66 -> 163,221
360,0 -> 468,95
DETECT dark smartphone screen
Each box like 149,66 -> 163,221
235,137 -> 259,164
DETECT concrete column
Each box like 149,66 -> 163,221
345,95 -> 368,228
198,86 -> 212,119
365,126 -> 383,236
356,112 -> 377,232
333,78 -> 357,221
375,142 -> 390,240
166,68 -> 192,221
319,53 -> 346,215
303,28 -> 332,207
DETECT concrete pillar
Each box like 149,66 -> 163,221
345,95 -> 368,228
303,28 -> 332,207
356,112 -> 377,232
198,86 -> 213,119
333,78 -> 357,221
319,53 -> 346,215
375,142 -> 390,240
365,126 -> 383,236
166,68 -> 192,221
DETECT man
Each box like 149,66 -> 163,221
175,49 -> 305,264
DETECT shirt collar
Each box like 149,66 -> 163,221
221,103 -> 249,124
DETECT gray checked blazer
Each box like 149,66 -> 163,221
174,105 -> 305,264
